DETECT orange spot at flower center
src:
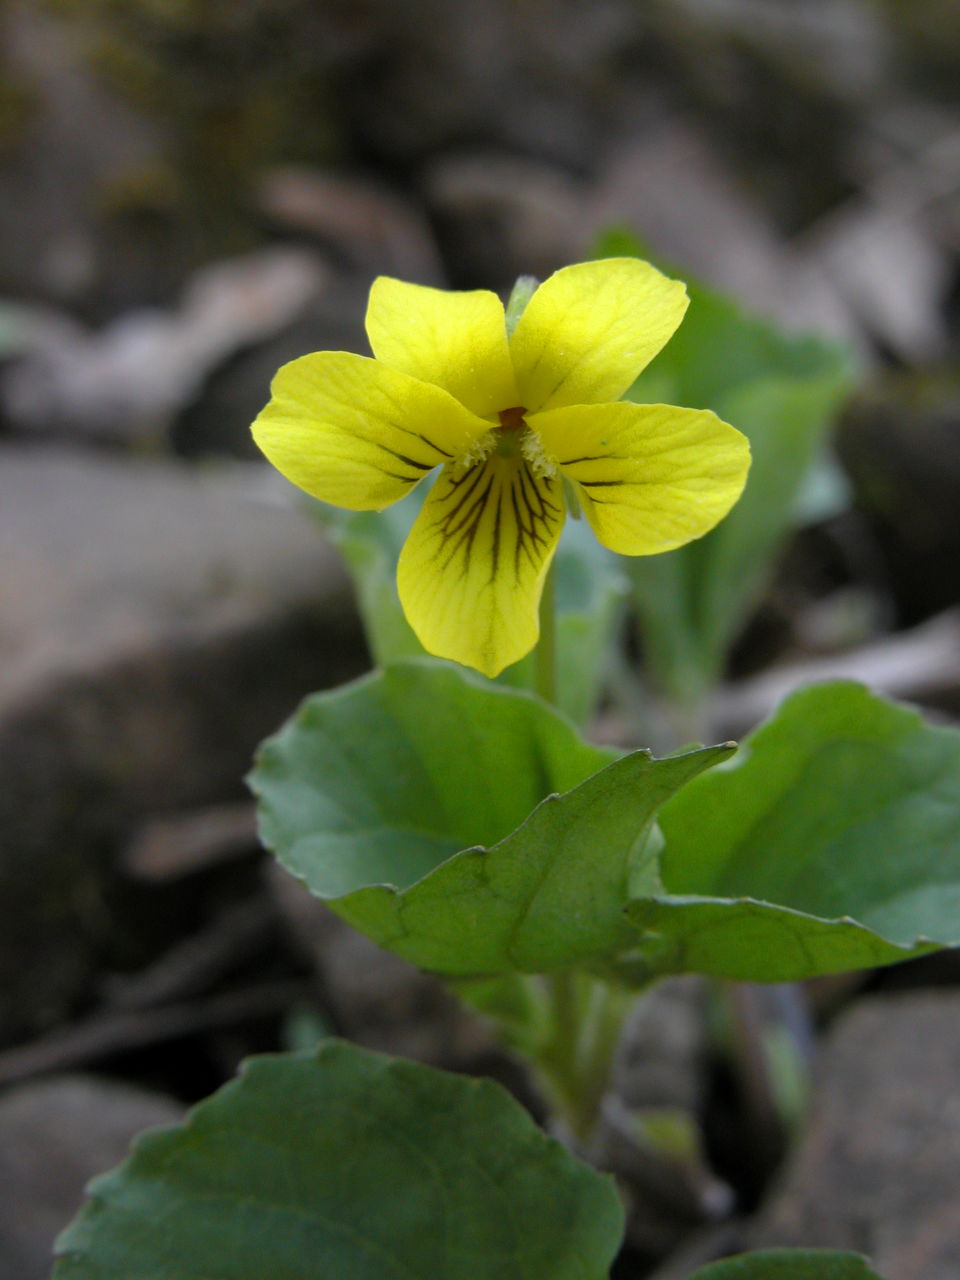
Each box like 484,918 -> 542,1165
498,406 -> 528,431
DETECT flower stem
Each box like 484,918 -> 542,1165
532,971 -> 639,1144
535,560 -> 557,705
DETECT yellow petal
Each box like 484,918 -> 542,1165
509,258 -> 688,413
366,276 -> 518,418
397,454 -> 564,677
531,401 -> 750,554
252,351 -> 491,511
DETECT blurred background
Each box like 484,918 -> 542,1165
1,2 -> 959,1277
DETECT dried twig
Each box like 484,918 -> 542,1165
0,981 -> 310,1088
99,898 -> 277,1009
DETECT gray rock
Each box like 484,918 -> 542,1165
338,0 -> 625,168
751,992 -> 960,1280
0,4 -> 165,312
422,152 -> 586,291
171,272 -> 371,459
0,447 -> 362,1041
838,368 -> 960,627
878,0 -> 960,97
614,976 -> 708,1113
0,1074 -> 182,1280
256,166 -> 445,284
600,978 -> 731,1259
586,124 -> 857,346
645,0 -> 889,102
798,198 -> 949,362
1,248 -> 328,444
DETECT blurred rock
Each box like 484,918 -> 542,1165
257,165 -> 444,283
0,447 -> 362,1041
646,0 -> 889,102
0,1 -> 355,315
615,976 -> 707,1113
336,0 -> 629,169
0,1074 -> 181,1280
858,112 -> 960,262
600,978 -> 731,1261
588,119 -> 946,364
878,0 -> 960,99
751,993 -> 960,1280
171,271 -> 369,459
586,125 -> 858,344
633,1 -> 889,231
423,126 -> 803,311
423,152 -> 585,289
837,368 -> 960,624
590,126 -> 787,300
1,247 -> 326,444
799,198 -> 949,361
0,1 -> 164,311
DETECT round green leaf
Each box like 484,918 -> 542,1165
55,1041 -> 624,1280
688,1250 -> 888,1279
250,660 -> 731,976
626,682 -> 960,981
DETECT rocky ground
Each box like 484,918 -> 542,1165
1,2 -> 960,1277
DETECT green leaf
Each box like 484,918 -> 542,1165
55,1041 -> 624,1280
687,1250 -> 889,1279
250,660 -> 732,976
598,229 -> 854,704
625,682 -> 959,981
318,492 -> 627,727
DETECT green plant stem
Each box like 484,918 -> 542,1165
528,527 -> 632,1143
535,561 -> 557,705
532,971 -> 639,1145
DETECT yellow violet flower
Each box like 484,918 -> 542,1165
252,258 -> 750,677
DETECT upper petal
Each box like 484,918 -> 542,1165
366,276 -> 518,418
531,401 -> 750,555
509,258 -> 688,413
252,351 -> 492,511
397,454 -> 564,677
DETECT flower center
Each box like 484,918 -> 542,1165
454,405 -> 557,479
498,405 -> 528,431
495,405 -> 528,459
